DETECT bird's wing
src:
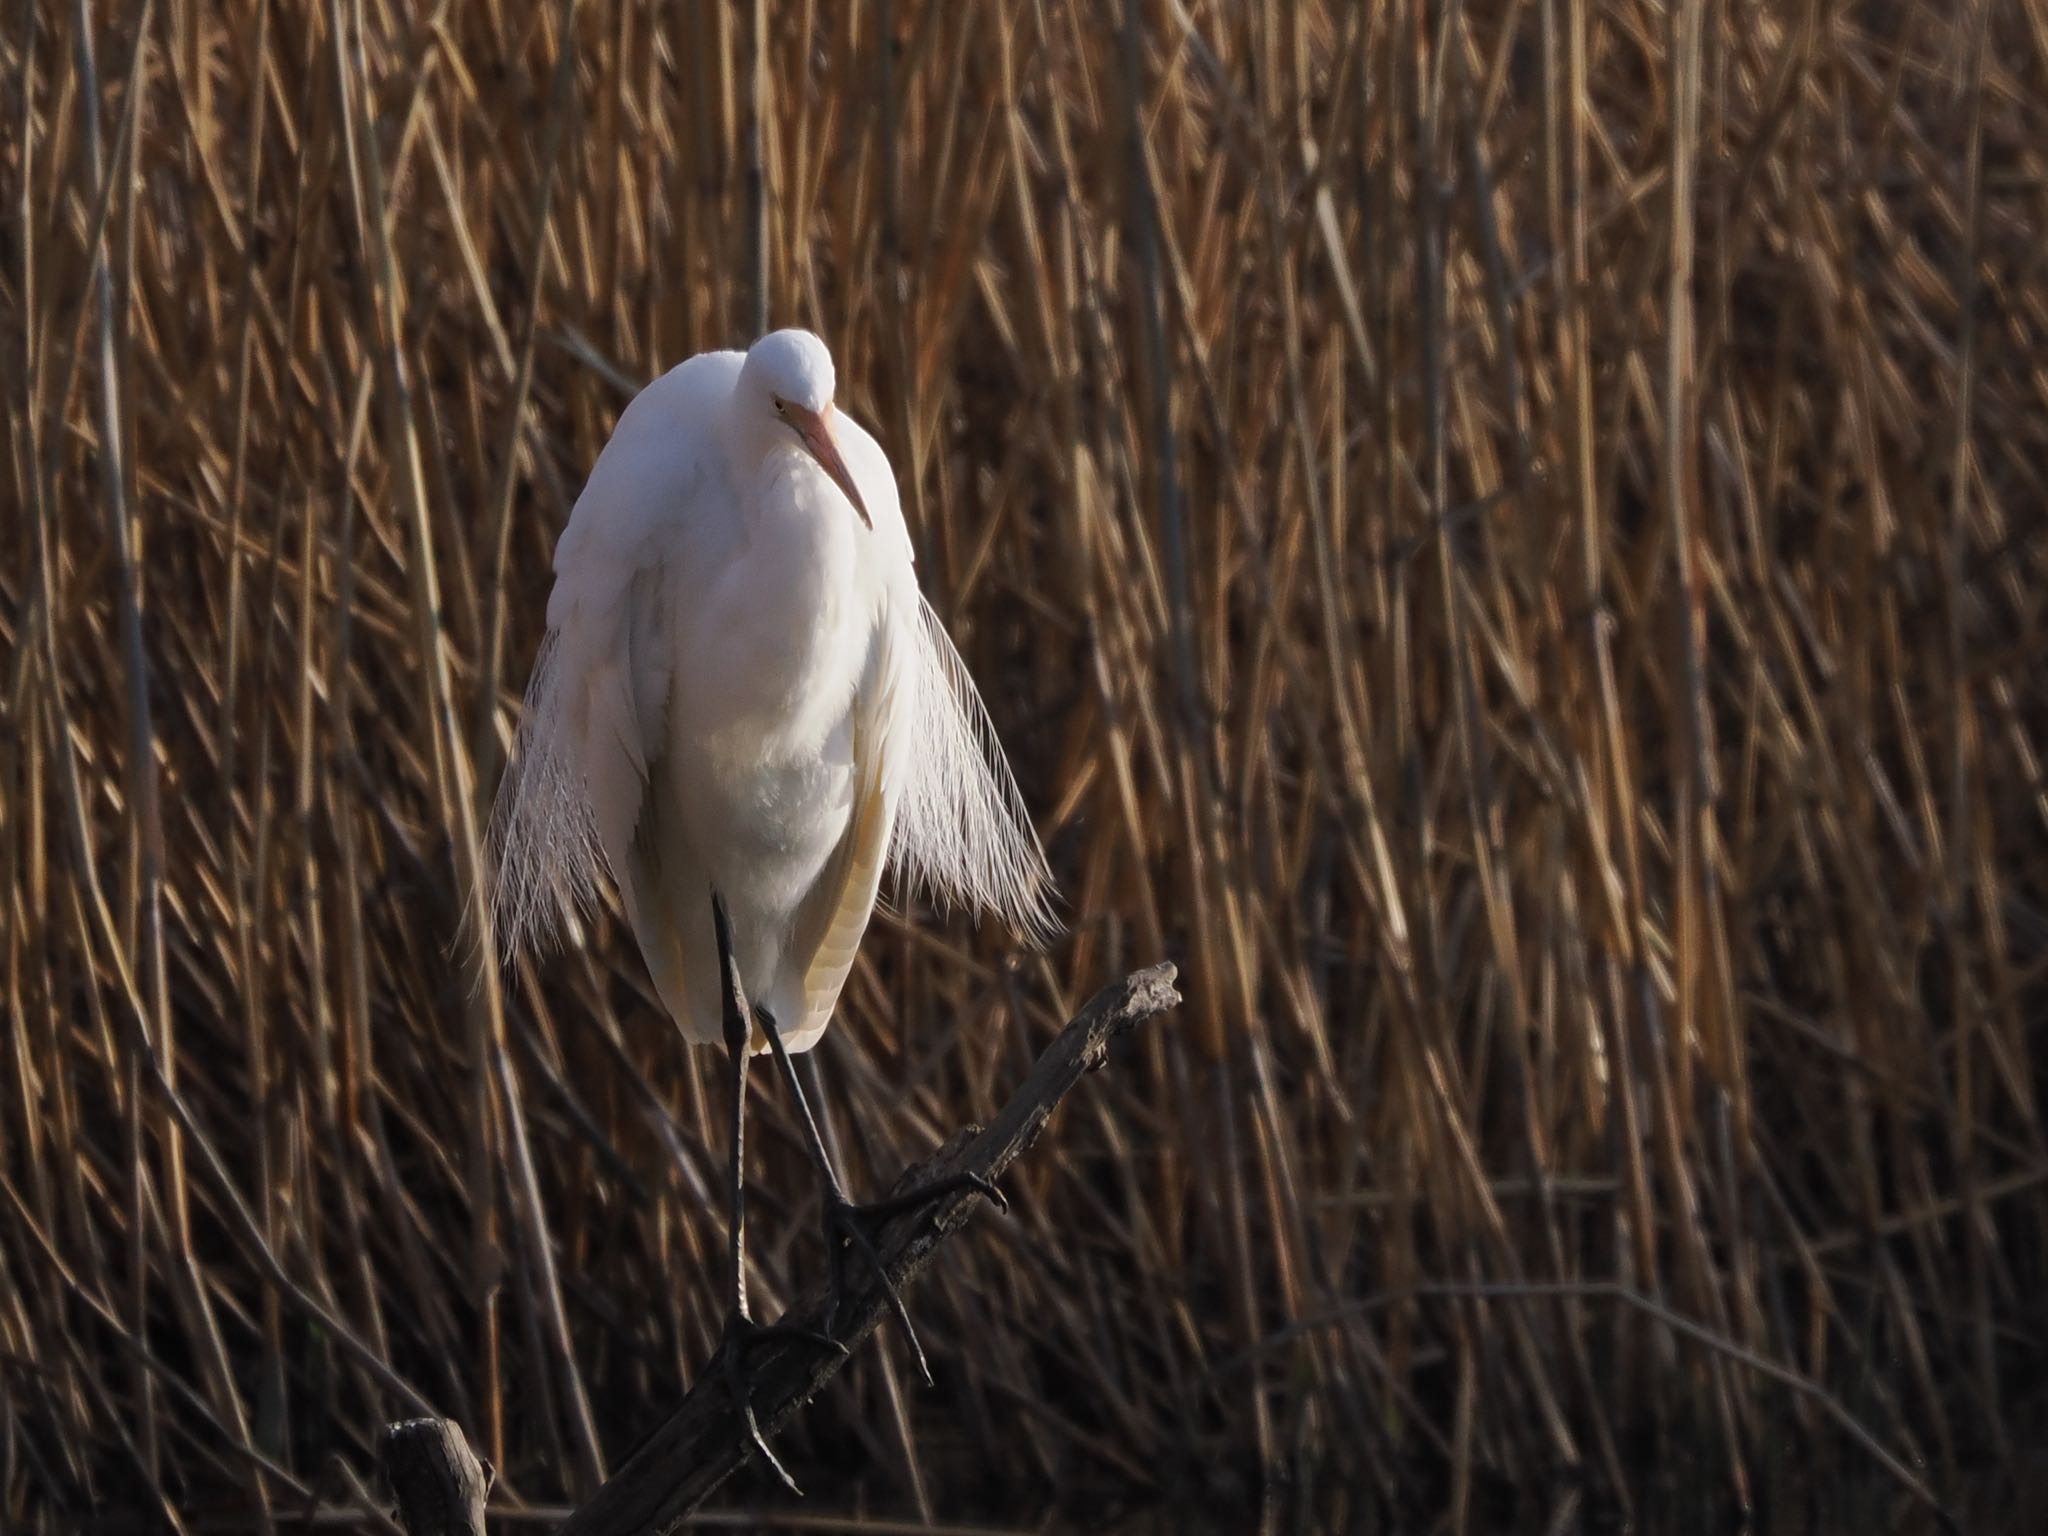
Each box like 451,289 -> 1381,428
488,350 -> 744,967
832,411 -> 1059,946
784,629 -> 906,1047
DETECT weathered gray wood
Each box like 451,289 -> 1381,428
557,962 -> 1181,1535
376,963 -> 1179,1536
378,1417 -> 491,1536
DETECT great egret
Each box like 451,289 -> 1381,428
488,329 -> 1055,1470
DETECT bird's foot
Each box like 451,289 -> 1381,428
717,1309 -> 849,1492
822,1171 -> 1007,1385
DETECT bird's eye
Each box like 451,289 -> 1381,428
773,398 -> 786,414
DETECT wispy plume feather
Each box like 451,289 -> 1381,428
890,597 -> 1060,945
486,630 -> 608,960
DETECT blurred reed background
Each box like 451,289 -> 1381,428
5,0 -> 2047,1529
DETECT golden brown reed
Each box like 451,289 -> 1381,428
4,0 -> 2046,1528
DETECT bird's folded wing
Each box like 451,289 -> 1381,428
488,355 -> 745,962
787,635 -> 902,1047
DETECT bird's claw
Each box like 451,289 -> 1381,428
897,1169 -> 1009,1216
718,1311 -> 848,1493
735,1313 -> 850,1360
820,1171 -> 1007,1387
823,1195 -> 930,1385
961,1170 -> 1009,1216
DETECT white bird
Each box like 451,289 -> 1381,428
488,329 -> 1055,1459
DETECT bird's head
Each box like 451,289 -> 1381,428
735,329 -> 872,529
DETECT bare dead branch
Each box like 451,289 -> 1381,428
380,964 -> 1180,1536
378,1418 -> 491,1536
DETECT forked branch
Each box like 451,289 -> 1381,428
378,963 -> 1181,1536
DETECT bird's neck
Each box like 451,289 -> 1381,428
746,442 -> 859,577
713,446 -> 870,749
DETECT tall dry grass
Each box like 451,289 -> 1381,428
5,0 -> 2047,1528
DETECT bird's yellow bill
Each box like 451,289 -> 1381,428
790,404 -> 873,529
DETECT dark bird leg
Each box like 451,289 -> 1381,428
753,1006 -> 1006,1386
709,891 -> 843,1492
